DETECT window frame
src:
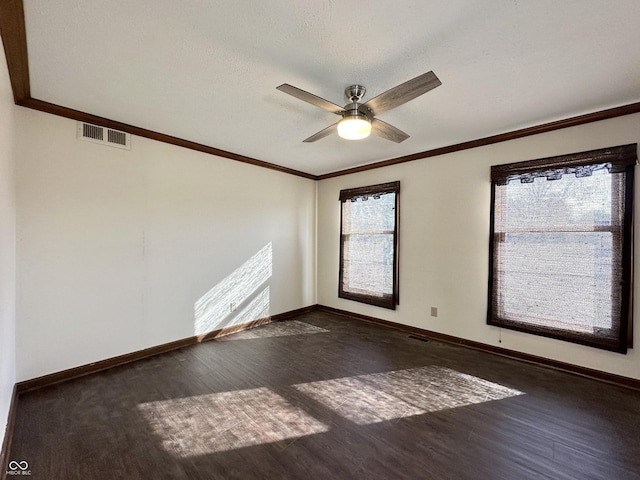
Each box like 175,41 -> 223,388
487,144 -> 636,353
339,181 -> 400,310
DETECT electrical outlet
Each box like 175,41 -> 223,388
230,302 -> 237,312
430,306 -> 438,317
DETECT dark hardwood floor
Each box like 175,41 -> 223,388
7,310 -> 640,479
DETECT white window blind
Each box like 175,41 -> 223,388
489,145 -> 636,353
339,181 -> 400,309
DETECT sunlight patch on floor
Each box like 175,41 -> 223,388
138,387 -> 328,457
138,366 -> 522,457
293,366 -> 523,424
218,320 -> 329,341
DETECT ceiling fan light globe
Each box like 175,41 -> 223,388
337,116 -> 371,140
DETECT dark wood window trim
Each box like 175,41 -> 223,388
339,181 -> 400,309
488,144 -> 636,353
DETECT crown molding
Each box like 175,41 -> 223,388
0,0 -> 315,180
0,0 -> 29,103
316,102 -> 640,179
21,97 -> 317,179
2,0 -> 640,180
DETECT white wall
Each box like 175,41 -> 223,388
15,110 -> 316,381
318,113 -> 640,380
0,46 -> 17,446
10,82 -> 640,385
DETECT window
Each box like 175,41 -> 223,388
339,181 -> 400,309
488,144 -> 636,353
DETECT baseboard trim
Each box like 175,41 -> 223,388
16,305 -> 316,394
194,305 -> 316,342
0,384 -> 18,479
15,301 -> 638,402
316,305 -> 640,391
15,336 -> 197,394
271,304 -> 318,322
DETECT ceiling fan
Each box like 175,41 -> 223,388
276,71 -> 441,143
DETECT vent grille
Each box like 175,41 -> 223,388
83,123 -> 103,141
107,129 -> 127,146
77,122 -> 131,150
408,335 -> 431,343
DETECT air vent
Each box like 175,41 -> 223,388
77,122 -> 131,150
83,123 -> 103,141
408,335 -> 431,343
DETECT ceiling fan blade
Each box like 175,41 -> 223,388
303,122 -> 339,142
364,71 -> 441,116
277,84 -> 345,115
371,118 -> 410,143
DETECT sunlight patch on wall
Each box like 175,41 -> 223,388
194,242 -> 272,335
293,366 -> 523,425
231,286 -> 270,327
218,320 -> 329,341
137,387 -> 328,457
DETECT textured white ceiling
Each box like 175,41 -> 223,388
23,0 -> 640,175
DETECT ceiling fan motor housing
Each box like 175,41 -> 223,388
343,102 -> 373,121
